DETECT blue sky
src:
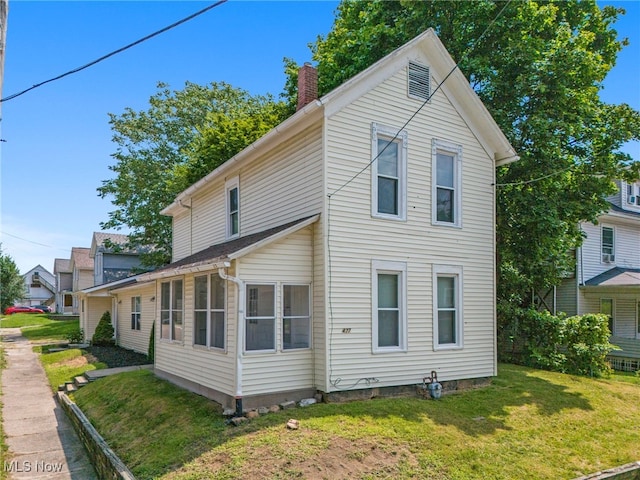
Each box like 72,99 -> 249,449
1,0 -> 639,275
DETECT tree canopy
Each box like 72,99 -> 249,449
286,0 -> 640,307
0,245 -> 24,311
98,82 -> 287,267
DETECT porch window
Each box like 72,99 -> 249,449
245,284 -> 275,352
282,285 -> 310,350
433,265 -> 464,349
601,298 -> 613,335
160,279 -> 183,342
194,274 -> 226,349
372,260 -> 407,352
131,296 -> 141,330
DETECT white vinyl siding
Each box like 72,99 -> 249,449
371,123 -> 407,220
323,57 -> 497,389
172,211 -> 191,262
116,283 -> 155,354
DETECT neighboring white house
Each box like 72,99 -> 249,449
19,265 -> 55,307
82,29 -> 518,411
557,179 -> 640,370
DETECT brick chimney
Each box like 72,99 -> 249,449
297,63 -> 318,111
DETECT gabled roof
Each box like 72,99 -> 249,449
21,264 -> 54,279
162,28 -> 517,217
90,232 -> 138,257
70,247 -> 93,270
139,215 -> 318,281
53,258 -> 71,274
584,267 -> 640,287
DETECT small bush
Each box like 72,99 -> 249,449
147,321 -> 155,363
92,311 -> 115,346
65,328 -> 85,344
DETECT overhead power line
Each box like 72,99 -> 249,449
0,0 -> 228,103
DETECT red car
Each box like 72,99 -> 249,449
3,306 -> 44,315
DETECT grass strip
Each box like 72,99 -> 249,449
38,349 -> 106,391
74,364 -> 640,480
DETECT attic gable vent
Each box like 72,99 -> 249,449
408,61 -> 430,101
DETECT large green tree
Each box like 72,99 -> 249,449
0,245 -> 24,311
98,82 -> 287,267
286,0 -> 640,307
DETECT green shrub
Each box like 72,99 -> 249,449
147,321 -> 155,362
92,311 -> 115,346
498,307 -> 617,377
65,328 -> 85,344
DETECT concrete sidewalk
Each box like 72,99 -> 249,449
1,328 -> 97,479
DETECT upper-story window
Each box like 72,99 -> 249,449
432,139 -> 462,227
601,226 -> 615,263
226,176 -> 239,239
371,123 -> 408,221
625,181 -> 640,207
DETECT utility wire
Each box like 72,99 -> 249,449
0,0 -> 228,103
327,0 -> 513,199
1,231 -> 71,252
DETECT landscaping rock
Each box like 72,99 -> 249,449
230,417 -> 248,426
258,407 -> 269,415
222,408 -> 236,417
269,405 -> 280,413
246,410 -> 260,419
299,398 -> 317,407
280,400 -> 296,410
286,419 -> 299,430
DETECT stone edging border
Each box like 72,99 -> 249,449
56,391 -> 136,480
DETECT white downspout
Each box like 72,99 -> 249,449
218,267 -> 245,416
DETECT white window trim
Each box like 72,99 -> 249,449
371,123 -> 408,221
244,283 -> 277,354
159,278 -> 184,343
225,176 -> 240,239
433,264 -> 464,351
193,274 -> 226,351
601,225 -> 615,264
131,296 -> 141,331
281,283 -> 312,351
431,139 -> 463,228
372,260 -> 408,353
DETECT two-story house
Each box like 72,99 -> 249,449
90,232 -> 144,285
69,247 -> 93,315
53,258 -> 73,314
83,29 -> 517,412
18,265 -> 55,308
557,180 -> 640,371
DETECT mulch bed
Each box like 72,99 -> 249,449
84,345 -> 151,368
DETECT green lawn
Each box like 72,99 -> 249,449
0,314 -> 79,342
73,364 -> 640,480
38,348 -> 106,391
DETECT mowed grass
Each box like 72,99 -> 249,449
38,348 -> 106,391
73,364 -> 640,480
0,314 -> 79,342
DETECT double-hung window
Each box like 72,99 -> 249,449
226,176 -> 239,239
371,123 -> 407,221
601,226 -> 615,263
131,296 -> 141,330
433,265 -> 463,350
194,274 -> 226,349
245,284 -> 275,352
600,298 -> 614,335
160,279 -> 183,342
283,285 -> 311,350
432,140 -> 462,227
372,260 -> 407,352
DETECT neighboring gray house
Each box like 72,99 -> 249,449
54,258 -> 73,314
90,232 -> 144,285
557,179 -> 640,371
19,265 -> 55,307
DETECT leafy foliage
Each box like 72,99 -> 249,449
98,82 -> 287,267
92,311 -> 115,346
65,328 -> 85,344
498,308 -> 616,376
148,321 -> 155,363
0,245 -> 24,312
284,0 -> 640,306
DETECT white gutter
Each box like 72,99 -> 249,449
217,266 -> 245,416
